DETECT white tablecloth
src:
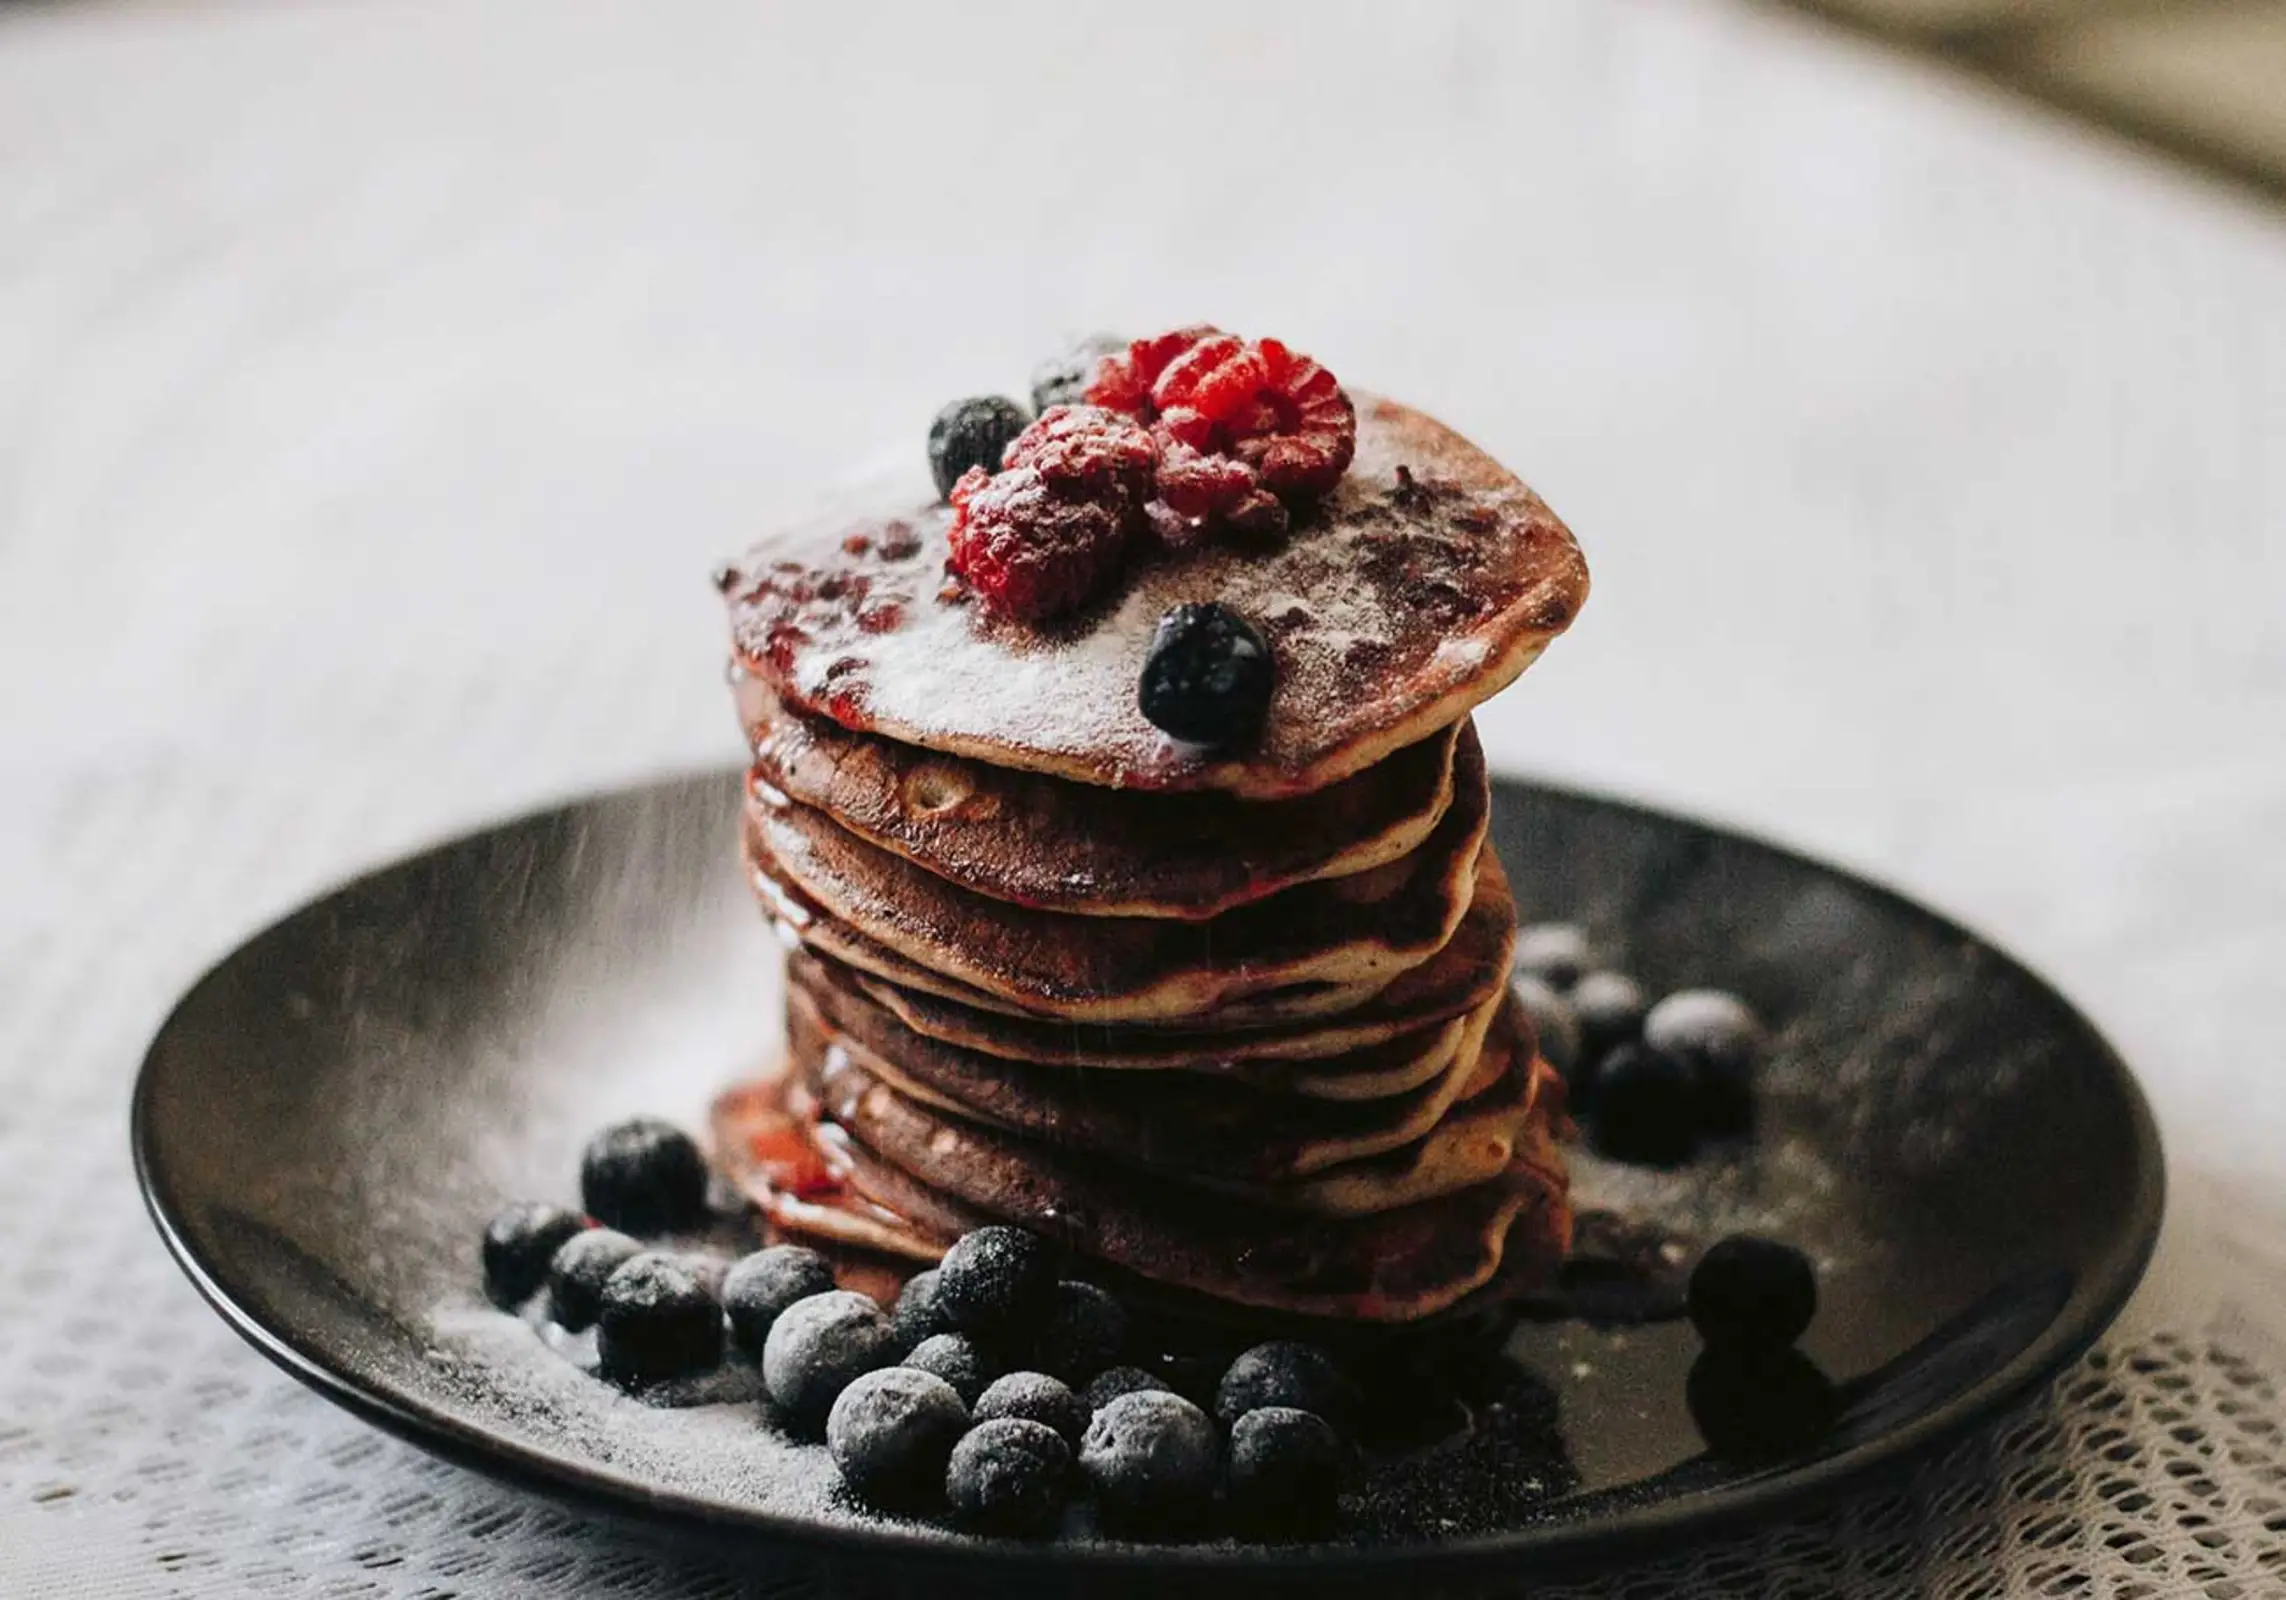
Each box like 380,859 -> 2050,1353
4,0 -> 2283,1592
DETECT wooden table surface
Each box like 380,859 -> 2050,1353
1,1 -> 2281,1593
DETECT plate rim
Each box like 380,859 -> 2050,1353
131,765 -> 2166,1583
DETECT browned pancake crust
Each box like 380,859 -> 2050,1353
851,852 -> 1520,1092
748,698 -> 1458,919
786,955 -> 1515,1182
720,396 -> 1589,798
744,729 -> 1488,1021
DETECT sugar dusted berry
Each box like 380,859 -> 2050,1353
1571,970 -> 1648,1067
1000,404 -> 1156,501
975,1371 -> 1088,1448
1214,1341 -> 1357,1434
948,1417 -> 1071,1536
1031,1280 -> 1128,1384
1227,1406 -> 1343,1534
1646,988 -> 1768,1136
1080,1389 -> 1220,1534
935,1226 -> 1057,1343
1593,1044 -> 1699,1167
946,463 -> 1134,623
482,1202 -> 589,1307
596,1251 -> 724,1385
1138,602 -> 1275,748
890,1267 -> 954,1351
903,1332 -> 992,1406
762,1289 -> 898,1436
579,1117 -> 710,1236
546,1227 -> 643,1331
1031,333 -> 1127,414
1083,1365 -> 1172,1414
1088,326 -> 1357,504
826,1366 -> 970,1511
928,396 -> 1031,501
723,1244 -> 836,1355
1513,924 -> 1594,991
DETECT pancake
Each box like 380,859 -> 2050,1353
796,1001 -> 1556,1222
786,1063 -> 1567,1321
852,852 -> 1520,1095
785,953 -> 1515,1182
747,694 -> 1458,919
720,395 -> 1589,799
743,725 -> 1489,1022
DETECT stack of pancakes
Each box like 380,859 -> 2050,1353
713,395 -> 1590,1324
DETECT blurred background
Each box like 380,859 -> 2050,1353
0,0 -> 2281,1593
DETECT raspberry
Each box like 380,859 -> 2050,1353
947,464 -> 1133,623
1086,326 -> 1357,517
1000,405 -> 1157,499
1152,437 -> 1287,542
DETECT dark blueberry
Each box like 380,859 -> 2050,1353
596,1251 -> 724,1385
974,1372 -> 1088,1448
1592,1045 -> 1700,1167
1645,989 -> 1767,1136
1570,970 -> 1647,1067
1512,923 -> 1594,991
1688,1236 -> 1817,1350
1137,603 -> 1275,749
723,1245 -> 836,1355
1031,1280 -> 1128,1383
903,1332 -> 992,1406
761,1289 -> 897,1436
890,1268 -> 954,1352
936,1227 -> 1057,1343
947,1417 -> 1071,1536
825,1367 -> 969,1511
1083,1365 -> 1172,1414
927,395 -> 1032,501
1079,1390 -> 1219,1534
579,1117 -> 709,1236
546,1227 -> 643,1331
1686,1345 -> 1840,1461
1227,1407 -> 1343,1535
1029,333 -> 1125,414
482,1202 -> 588,1307
1508,976 -> 1582,1084
1214,1342 -> 1357,1434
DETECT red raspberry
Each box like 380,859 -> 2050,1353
1087,326 -> 1357,510
947,464 -> 1134,623
1152,436 -> 1287,541
1000,405 -> 1158,499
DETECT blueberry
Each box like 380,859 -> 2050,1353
1031,1280 -> 1128,1383
1645,989 -> 1767,1136
1688,1236 -> 1816,1350
936,1227 -> 1057,1343
1686,1345 -> 1840,1461
947,1417 -> 1071,1536
1571,970 -> 1647,1068
596,1251 -> 724,1385
546,1227 -> 643,1331
1592,1045 -> 1699,1167
579,1117 -> 709,1236
482,1202 -> 588,1307
1227,1407 -> 1343,1535
723,1245 -> 836,1355
890,1268 -> 954,1352
903,1332 -> 992,1406
1513,923 -> 1594,991
1029,334 -> 1125,414
975,1372 -> 1088,1448
1508,976 -> 1582,1083
1214,1342 -> 1356,1434
1137,603 -> 1275,749
761,1290 -> 898,1436
826,1367 -> 970,1511
1079,1390 -> 1219,1533
927,396 -> 1032,501
1083,1365 -> 1172,1414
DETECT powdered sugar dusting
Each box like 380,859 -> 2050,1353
720,397 -> 1588,798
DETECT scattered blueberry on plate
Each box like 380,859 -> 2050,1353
1591,1044 -> 1700,1167
1512,922 -> 1594,990
1688,1235 -> 1817,1350
481,1201 -> 588,1307
1031,1279 -> 1129,1384
596,1251 -> 724,1385
1080,1389 -> 1221,1535
948,1416 -> 1071,1536
827,1366 -> 971,1511
579,1117 -> 710,1236
1083,1365 -> 1173,1414
1227,1406 -> 1344,1535
763,1289 -> 898,1437
935,1226 -> 1058,1343
723,1243 -> 837,1355
1214,1341 -> 1356,1435
974,1372 -> 1089,1448
904,1332 -> 993,1407
545,1227 -> 643,1331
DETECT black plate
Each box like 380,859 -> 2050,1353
134,772 -> 2161,1589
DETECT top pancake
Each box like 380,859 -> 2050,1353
719,396 -> 1588,799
